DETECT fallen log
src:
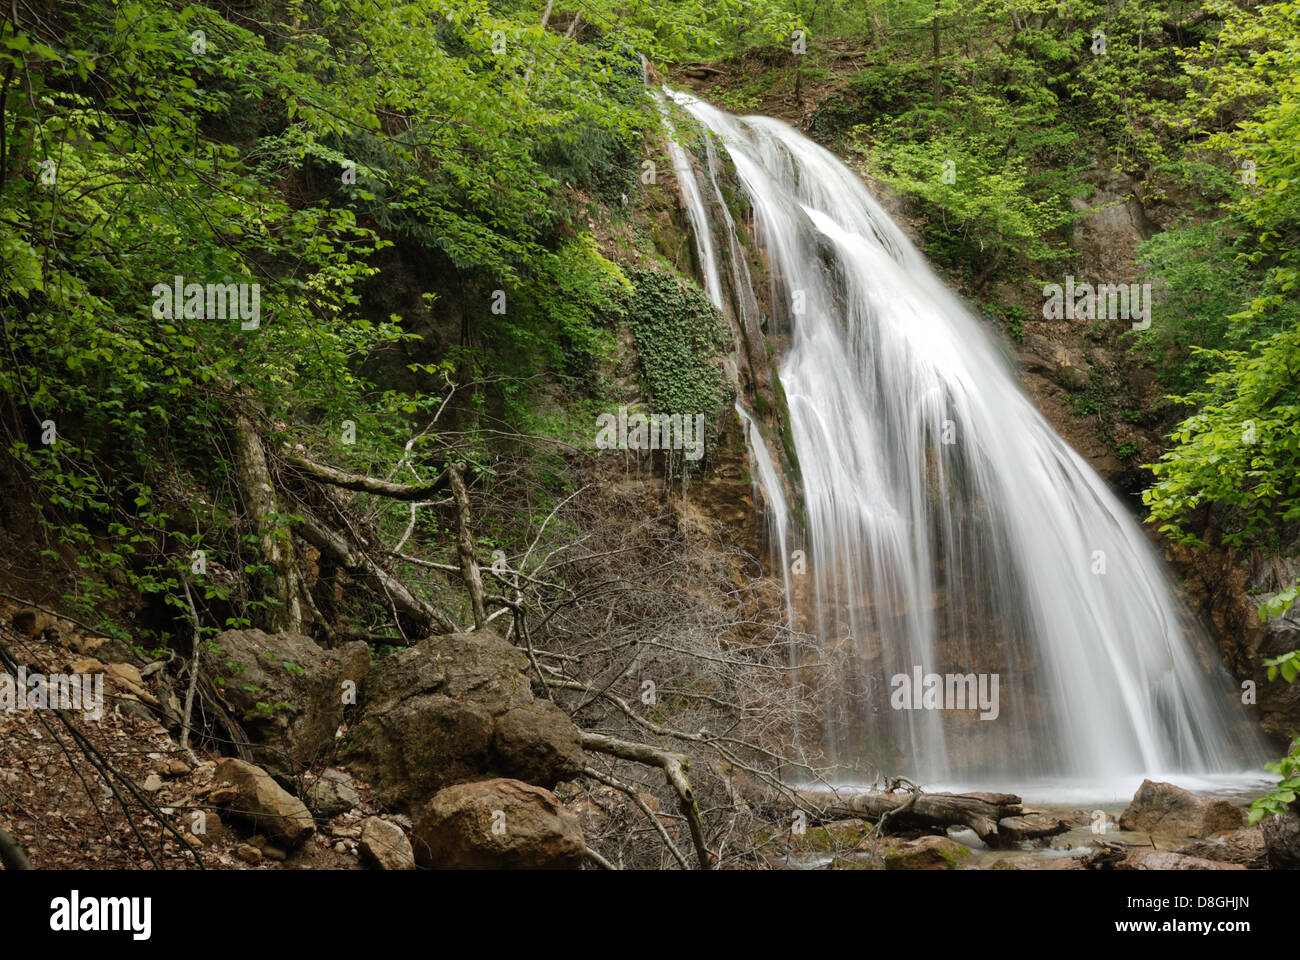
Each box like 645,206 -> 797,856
737,778 -> 1024,845
789,788 -> 1022,844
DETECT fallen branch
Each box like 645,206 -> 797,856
582,764 -> 690,870
581,732 -> 712,870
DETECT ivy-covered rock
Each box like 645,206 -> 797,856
620,268 -> 732,464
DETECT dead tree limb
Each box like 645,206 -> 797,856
177,578 -> 205,767
581,732 -> 712,870
287,454 -> 453,501
584,845 -> 617,870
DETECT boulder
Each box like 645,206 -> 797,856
1119,780 -> 1246,838
345,631 -> 584,809
412,778 -> 584,869
202,629 -> 368,776
1119,849 -> 1247,870
1177,824 -> 1268,868
992,813 -> 1070,847
304,767 -> 361,818
1260,807 -> 1300,870
492,701 -> 585,787
883,834 -> 971,870
358,818 -> 415,871
792,819 -> 872,853
213,758 -> 315,847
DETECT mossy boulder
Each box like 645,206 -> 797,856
883,834 -> 972,870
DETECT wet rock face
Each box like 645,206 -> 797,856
202,629 -> 369,776
343,631 -> 584,810
1169,546 -> 1300,741
1119,780 -> 1246,839
412,778 -> 584,870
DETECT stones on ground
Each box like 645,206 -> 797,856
213,758 -> 315,847
1119,779 -> 1245,838
141,774 -> 164,793
345,631 -> 584,810
358,817 -> 415,870
202,629 -> 369,776
412,778 -> 584,869
104,662 -> 159,704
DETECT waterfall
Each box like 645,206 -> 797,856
660,88 -> 1268,794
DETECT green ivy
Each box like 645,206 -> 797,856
620,268 -> 731,454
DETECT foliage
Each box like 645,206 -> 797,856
1142,2 -> 1300,554
1126,222 -> 1262,394
0,0 -> 794,637
857,123 -> 1072,269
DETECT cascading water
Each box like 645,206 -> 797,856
661,88 -> 1269,797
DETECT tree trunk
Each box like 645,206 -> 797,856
233,415 -> 301,633
448,464 -> 487,629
